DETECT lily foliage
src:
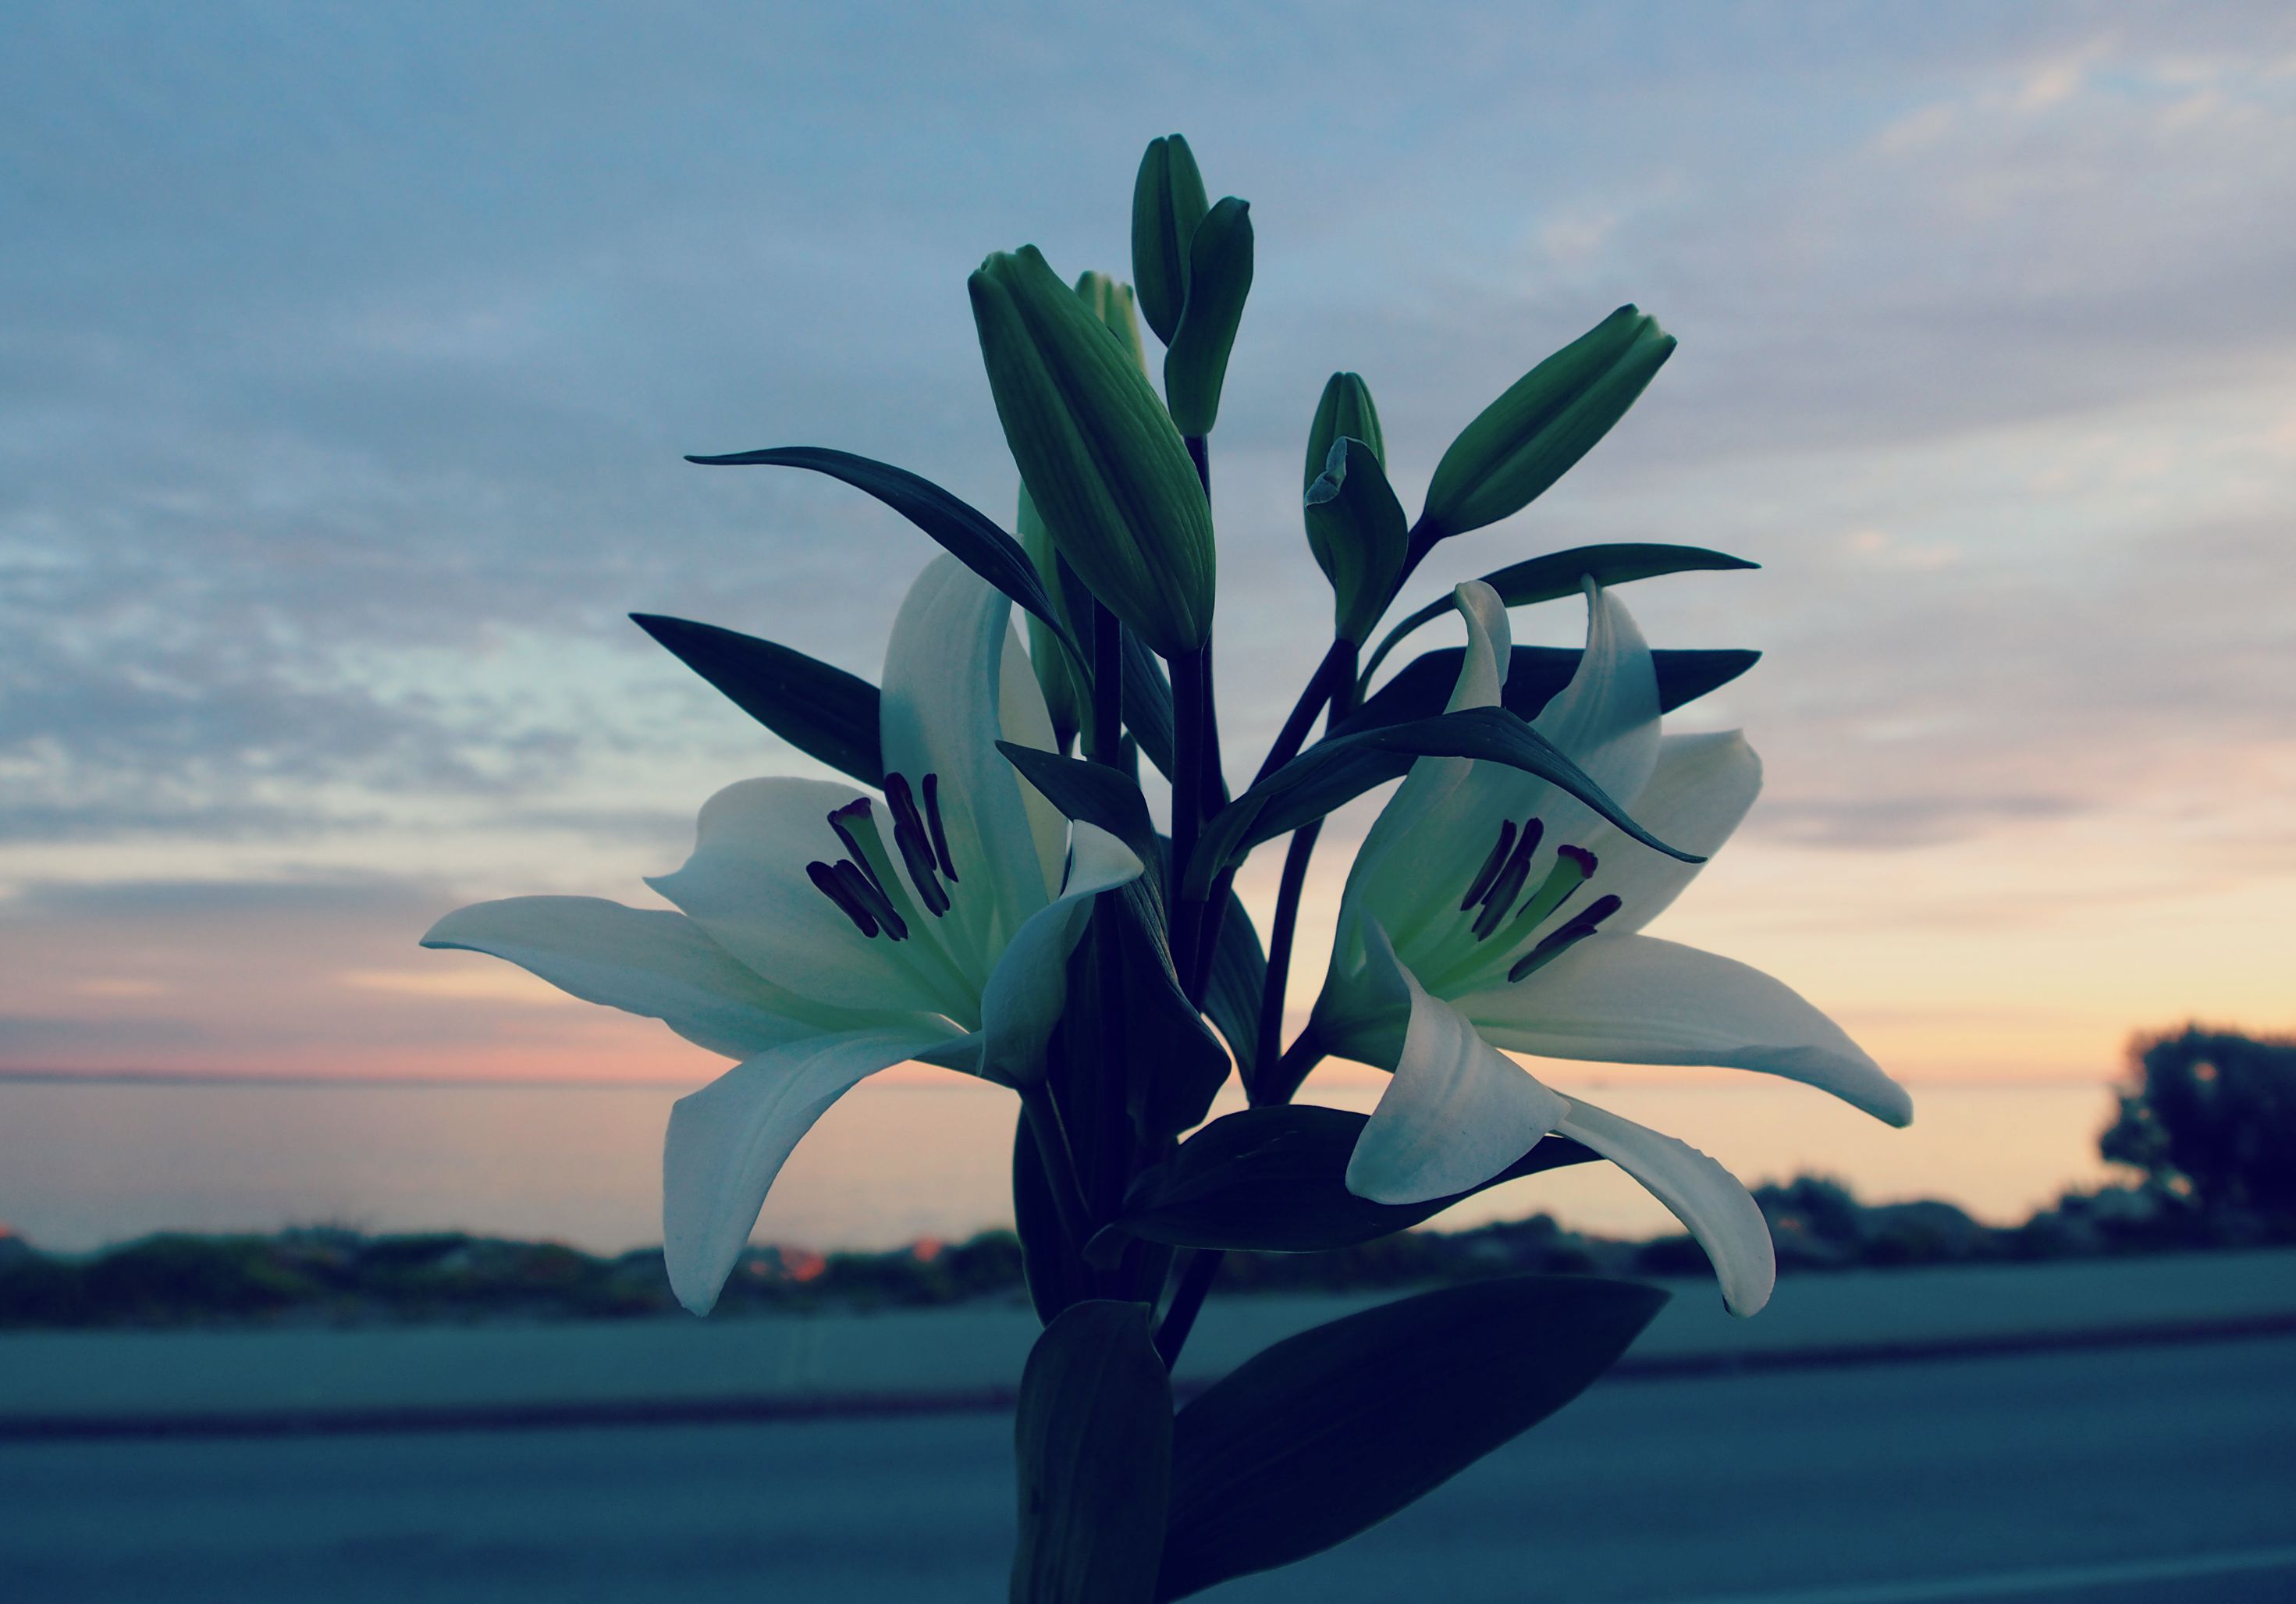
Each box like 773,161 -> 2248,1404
424,134 -> 1911,1601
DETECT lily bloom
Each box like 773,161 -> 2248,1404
422,556 -> 1138,1314
1310,581 -> 1911,1314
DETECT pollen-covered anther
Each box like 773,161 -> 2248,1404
823,798 -> 912,940
883,772 -> 951,916
805,861 -> 879,937
921,774 -> 958,883
1466,818 -> 1544,940
1507,892 -> 1622,983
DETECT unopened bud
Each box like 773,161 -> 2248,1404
970,245 -> 1215,656
1420,305 -> 1675,542
1162,197 -> 1253,436
1130,134 -> 1210,347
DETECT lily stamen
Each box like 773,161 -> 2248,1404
922,773 -> 958,882
1506,891 -> 1623,982
1470,819 -> 1546,941
805,860 -> 880,937
1459,820 -> 1517,911
1484,842 -> 1597,954
883,771 -> 951,916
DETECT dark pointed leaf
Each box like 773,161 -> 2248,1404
1014,1300 -> 1171,1604
1123,628 -> 1178,780
1201,891 -> 1266,1089
1155,1275 -> 1666,1599
1181,706 -> 1698,898
997,744 -> 1160,873
684,445 -> 1088,670
1111,1104 -> 1594,1254
1347,646 -> 1761,735
1361,541 -> 1756,685
631,614 -> 882,787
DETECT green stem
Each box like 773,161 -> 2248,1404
1153,1246 -> 1221,1369
1168,643 -> 1210,986
1250,820 -> 1320,1104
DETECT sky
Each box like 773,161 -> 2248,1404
4,0 -> 2293,1101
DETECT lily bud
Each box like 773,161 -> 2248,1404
970,245 -> 1216,656
1304,436 -> 1409,646
1072,270 -> 1150,375
1305,372 -> 1387,496
1162,197 -> 1253,437
1131,133 -> 1210,346
1420,305 -> 1675,542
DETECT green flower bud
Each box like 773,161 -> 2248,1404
1304,436 -> 1409,646
1420,305 -> 1676,541
1305,372 -> 1386,497
1162,197 -> 1253,437
1130,133 -> 1209,347
970,245 -> 1215,656
1072,270 -> 1149,375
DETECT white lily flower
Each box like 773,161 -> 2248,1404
421,556 -> 1140,1314
1311,580 -> 1912,1315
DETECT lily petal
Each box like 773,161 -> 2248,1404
1578,731 -> 1762,937
648,776 -> 969,1019
663,1025 -> 954,1314
421,895 -> 882,1058
1524,584 -> 1661,849
977,823 -> 1143,1084
880,555 -> 1049,951
1001,626 -> 1072,912
1459,934 -> 1914,1126
1556,1096 -> 1776,1317
1342,582 -> 1520,959
1342,922 -> 1568,1206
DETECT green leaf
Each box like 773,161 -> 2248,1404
1418,306 -> 1676,542
1123,629 -> 1178,780
1155,1275 -> 1667,1599
1360,541 -> 1756,685
972,246 -> 1216,656
1131,135 -> 1210,347
1181,706 -> 1699,898
1303,436 -> 1410,646
1107,891 -> 1232,1143
1163,197 -> 1253,436
997,743 -> 1160,873
1012,1112 -> 1096,1325
1013,1300 -> 1171,1604
683,445 -> 1088,673
991,748 -> 1232,1137
630,615 -> 882,787
1111,1104 -> 1594,1254
1201,891 -> 1266,1090
1349,646 -> 1761,735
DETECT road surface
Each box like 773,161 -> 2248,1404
4,1334 -> 2291,1602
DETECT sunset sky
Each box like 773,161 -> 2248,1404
5,2 -> 2292,1105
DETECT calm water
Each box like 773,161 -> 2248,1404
0,1074 -> 2124,1255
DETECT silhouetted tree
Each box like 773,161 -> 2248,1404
2102,1026 -> 2296,1221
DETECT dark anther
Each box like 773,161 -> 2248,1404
922,773 -> 958,882
1557,843 -> 1598,879
1472,821 -> 1545,941
1506,892 -> 1622,983
807,860 -> 879,937
1459,820 -> 1517,911
883,773 -> 950,916
833,859 -> 908,941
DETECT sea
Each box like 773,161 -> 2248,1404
0,1074 -> 2125,1257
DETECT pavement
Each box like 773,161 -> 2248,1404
2,1329 -> 2291,1601
5,1249 -> 2294,1435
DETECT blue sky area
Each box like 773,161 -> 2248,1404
3,2 -> 2291,1087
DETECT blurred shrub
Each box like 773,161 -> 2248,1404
2102,1026 -> 2296,1224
